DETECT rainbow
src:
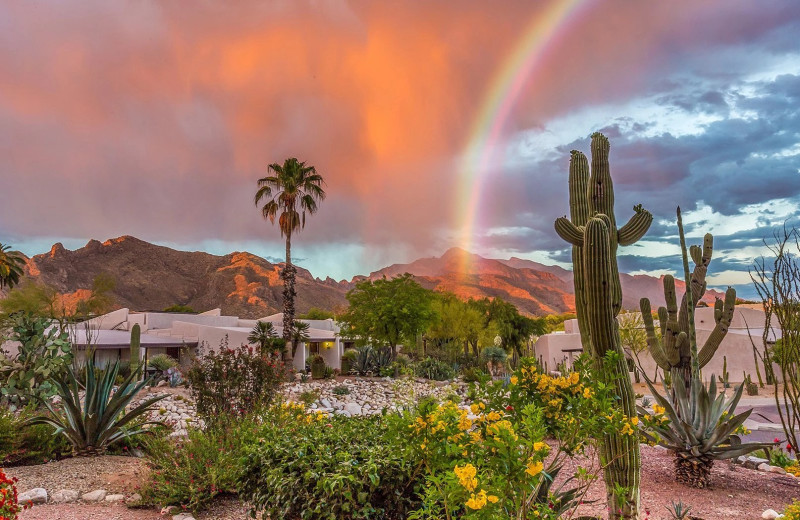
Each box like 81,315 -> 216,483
456,0 -> 593,271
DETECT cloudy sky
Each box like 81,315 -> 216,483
1,1 -> 799,297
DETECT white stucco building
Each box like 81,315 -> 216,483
533,306 -> 781,382
59,308 -> 346,372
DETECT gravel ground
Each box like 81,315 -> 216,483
567,445 -> 799,519
6,455 -> 146,495
9,443 -> 799,519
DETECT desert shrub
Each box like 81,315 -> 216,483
341,349 -> 357,375
333,385 -> 350,396
142,415 -> 261,512
148,354 -> 178,372
298,389 -> 320,407
415,357 -> 455,381
310,355 -> 326,380
0,313 -> 73,406
187,344 -> 284,422
0,467 -> 22,519
461,367 -> 488,383
392,356 -> 624,519
480,346 -> 507,364
238,404 -> 422,520
0,407 -> 70,466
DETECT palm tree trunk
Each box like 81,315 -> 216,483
283,234 -> 296,364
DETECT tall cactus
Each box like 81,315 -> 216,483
639,215 -> 736,395
554,133 -> 652,520
130,324 -> 142,378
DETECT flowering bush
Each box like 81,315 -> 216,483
785,499 -> 800,520
396,356 -> 629,519
237,403 -> 422,519
141,413 -> 261,512
0,468 -> 21,520
187,341 -> 286,422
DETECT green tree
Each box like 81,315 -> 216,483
289,320 -> 310,359
339,274 -> 435,358
426,294 -> 484,356
472,298 -> 545,358
0,282 -> 59,318
297,307 -> 334,320
248,321 -> 278,355
617,311 -> 648,383
75,273 -> 117,317
254,158 -> 326,363
0,244 -> 25,291
163,304 -> 198,314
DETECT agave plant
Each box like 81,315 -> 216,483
28,358 -> 168,456
640,373 -> 775,488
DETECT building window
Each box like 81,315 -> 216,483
310,342 -> 320,355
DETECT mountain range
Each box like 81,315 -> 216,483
12,236 -> 725,318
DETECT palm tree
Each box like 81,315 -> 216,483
248,321 -> 278,355
0,243 -> 25,290
254,158 -> 325,363
290,320 -> 311,360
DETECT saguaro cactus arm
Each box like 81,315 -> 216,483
554,217 -> 585,246
640,298 -> 670,369
698,287 -> 737,368
618,205 -> 654,246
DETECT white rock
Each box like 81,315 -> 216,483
173,514 -> 196,520
18,488 -> 48,505
51,489 -> 79,503
127,493 -> 143,504
105,493 -> 125,502
762,509 -> 781,519
769,465 -> 787,474
343,403 -> 362,416
758,463 -> 771,472
320,398 -> 332,408
82,489 -> 107,502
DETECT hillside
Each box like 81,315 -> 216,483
12,237 -> 725,318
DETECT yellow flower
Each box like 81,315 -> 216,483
644,414 -> 652,421
487,495 -> 499,503
510,376 -> 519,385
631,417 -> 639,426
485,411 -> 502,422
458,415 -> 473,431
583,387 -> 594,399
454,464 -> 478,491
533,441 -> 549,452
653,404 -> 666,415
465,489 -> 488,510
620,422 -> 634,436
525,460 -> 543,477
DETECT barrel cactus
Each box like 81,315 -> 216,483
310,355 -> 326,380
554,133 -> 652,519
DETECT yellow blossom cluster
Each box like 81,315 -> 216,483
454,464 -> 478,491
465,489 -> 498,510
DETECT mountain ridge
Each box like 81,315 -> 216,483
12,236 -> 725,318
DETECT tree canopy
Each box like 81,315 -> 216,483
338,274 -> 435,357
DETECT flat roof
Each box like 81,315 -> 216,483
69,328 -> 196,350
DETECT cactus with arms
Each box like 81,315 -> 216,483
638,219 -> 736,396
554,133 -> 652,520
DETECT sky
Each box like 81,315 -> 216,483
1,1 -> 799,299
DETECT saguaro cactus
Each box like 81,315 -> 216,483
130,323 -> 142,377
639,224 -> 736,395
554,133 -> 652,520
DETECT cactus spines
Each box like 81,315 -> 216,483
130,323 -> 142,378
554,133 -> 650,519
639,214 -> 736,394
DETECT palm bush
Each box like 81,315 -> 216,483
28,359 -> 167,456
148,354 -> 178,372
640,374 -> 774,488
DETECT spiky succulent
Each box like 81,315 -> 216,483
640,374 -> 775,487
28,358 -> 167,456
